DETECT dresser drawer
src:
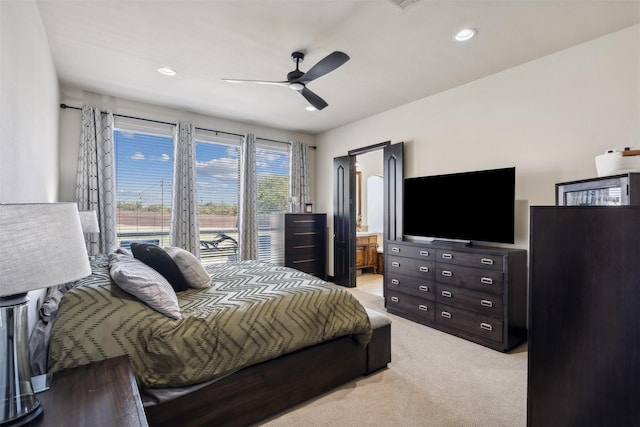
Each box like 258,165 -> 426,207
285,245 -> 323,263
435,284 -> 503,317
385,272 -> 435,301
386,291 -> 435,322
288,258 -> 325,277
435,249 -> 503,271
436,264 -> 503,295
387,255 -> 435,279
386,242 -> 434,260
285,232 -> 323,249
436,303 -> 503,343
285,214 -> 324,232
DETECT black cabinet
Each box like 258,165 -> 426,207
275,213 -> 326,280
528,206 -> 640,427
384,240 -> 527,352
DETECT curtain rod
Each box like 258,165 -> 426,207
59,103 -> 315,148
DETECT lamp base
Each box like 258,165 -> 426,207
0,403 -> 42,426
0,296 -> 43,426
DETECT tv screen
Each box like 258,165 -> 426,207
403,167 -> 515,244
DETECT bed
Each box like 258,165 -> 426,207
36,249 -> 391,426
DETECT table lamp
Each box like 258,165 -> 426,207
78,210 -> 99,234
0,203 -> 91,426
78,210 -> 100,256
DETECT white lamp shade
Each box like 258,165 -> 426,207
78,211 -> 100,233
0,203 -> 92,297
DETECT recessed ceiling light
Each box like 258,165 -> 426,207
454,28 -> 477,42
158,67 -> 177,76
306,106 -> 317,111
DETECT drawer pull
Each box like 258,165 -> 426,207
419,266 -> 429,272
441,290 -> 452,298
441,311 -> 452,319
391,279 -> 400,285
419,285 -> 429,292
480,277 -> 493,285
419,250 -> 430,257
480,299 -> 493,308
392,262 -> 400,267
390,296 -> 399,303
441,270 -> 452,277
391,247 -> 400,253
441,253 -> 453,260
481,258 -> 494,265
418,304 -> 429,312
480,323 -> 493,331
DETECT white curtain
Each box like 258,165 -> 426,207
76,105 -> 117,255
290,141 -> 311,213
239,133 -> 258,260
170,122 -> 200,256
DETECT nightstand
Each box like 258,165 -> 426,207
35,355 -> 148,426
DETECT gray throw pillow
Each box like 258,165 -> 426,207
108,251 -> 182,320
164,246 -> 211,289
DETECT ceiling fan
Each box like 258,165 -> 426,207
222,51 -> 349,111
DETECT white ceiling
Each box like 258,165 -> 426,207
36,0 -> 640,135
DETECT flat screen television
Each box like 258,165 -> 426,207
403,167 -> 515,244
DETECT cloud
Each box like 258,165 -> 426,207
131,152 -> 145,160
196,157 -> 238,181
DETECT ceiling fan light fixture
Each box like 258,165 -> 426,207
158,66 -> 177,76
289,82 -> 305,91
454,28 -> 477,42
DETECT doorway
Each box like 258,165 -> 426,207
355,149 -> 384,290
332,142 -> 404,288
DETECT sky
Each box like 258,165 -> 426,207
114,129 -> 289,207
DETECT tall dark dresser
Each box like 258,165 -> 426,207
274,213 -> 326,280
528,206 -> 640,427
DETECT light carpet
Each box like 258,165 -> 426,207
259,273 -> 528,427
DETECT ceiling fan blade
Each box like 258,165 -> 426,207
300,87 -> 328,110
296,51 -> 350,84
222,78 -> 290,87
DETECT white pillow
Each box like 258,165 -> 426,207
164,246 -> 211,289
108,251 -> 182,320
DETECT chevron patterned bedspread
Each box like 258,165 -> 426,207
48,258 -> 372,388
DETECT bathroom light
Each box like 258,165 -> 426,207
454,28 -> 477,41
158,67 -> 177,76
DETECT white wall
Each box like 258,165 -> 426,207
1,0 -> 61,329
0,0 -> 60,203
57,88 -> 317,202
316,25 -> 640,275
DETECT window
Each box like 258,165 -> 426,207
113,125 -> 174,248
195,132 -> 241,264
256,141 -> 290,263
114,121 -> 292,265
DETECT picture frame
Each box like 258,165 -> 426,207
305,203 -> 313,213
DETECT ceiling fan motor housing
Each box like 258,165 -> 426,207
288,52 -> 305,82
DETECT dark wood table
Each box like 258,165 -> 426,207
35,355 -> 148,427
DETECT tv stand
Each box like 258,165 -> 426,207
384,239 -> 527,352
429,239 -> 473,247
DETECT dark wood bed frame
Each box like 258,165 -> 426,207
145,312 -> 391,427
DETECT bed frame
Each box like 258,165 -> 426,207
145,310 -> 391,427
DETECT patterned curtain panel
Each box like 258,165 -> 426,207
76,106 -> 116,255
170,122 -> 200,256
239,133 -> 258,260
290,141 -> 311,213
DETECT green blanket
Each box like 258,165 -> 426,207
48,258 -> 371,388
